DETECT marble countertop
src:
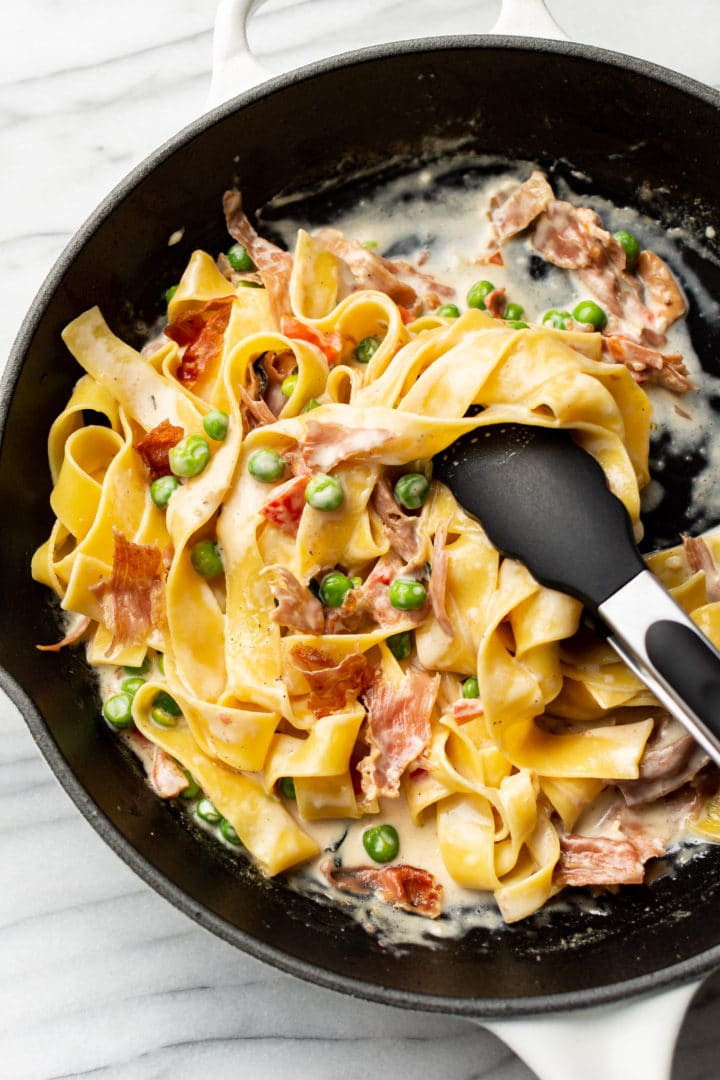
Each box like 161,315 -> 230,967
3,2 -> 720,1077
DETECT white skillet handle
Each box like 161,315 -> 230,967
207,0 -> 568,107
483,981 -> 701,1080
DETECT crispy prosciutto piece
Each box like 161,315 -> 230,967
259,474 -> 309,536
266,567 -> 324,634
683,534 -> 720,600
36,615 -> 91,652
358,669 -> 439,800
483,287 -> 506,319
602,335 -> 693,393
135,419 -> 184,479
300,420 -> 395,472
94,530 -> 165,652
370,476 -> 424,564
429,520 -> 453,637
314,228 -> 419,309
289,644 -> 374,717
554,833 -> 663,887
487,170 -> 554,247
322,858 -> 443,918
165,297 -> 234,388
238,384 -> 277,429
618,742 -> 709,807
362,553 -> 429,629
223,189 -> 294,327
635,250 -> 686,334
281,316 -> 343,365
151,747 -> 190,798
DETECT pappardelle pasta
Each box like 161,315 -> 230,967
33,168 -> 720,930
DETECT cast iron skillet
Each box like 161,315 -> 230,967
3,36 -> 720,1019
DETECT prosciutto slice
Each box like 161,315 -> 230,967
322,859 -> 443,918
314,228 -> 418,309
151,747 -> 190,798
554,833 -> 663,887
289,644 -> 374,717
635,250 -> 686,334
370,476 -> 423,564
488,170 -> 554,247
300,420 -> 395,472
266,567 -> 324,634
603,335 -> 693,393
358,669 -> 439,800
95,531 -> 165,651
259,474 -> 309,536
135,419 -> 184,478
429,520 -> 453,636
683,534 -> 720,600
223,189 -> 293,327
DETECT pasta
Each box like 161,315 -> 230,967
33,169 -> 720,929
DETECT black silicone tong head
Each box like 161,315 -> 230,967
433,423 -> 720,764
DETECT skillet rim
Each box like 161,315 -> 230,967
3,34 -> 720,1018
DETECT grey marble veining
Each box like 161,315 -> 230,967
3,2 -> 720,1077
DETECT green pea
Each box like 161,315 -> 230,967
388,577 -> 427,610
387,630 -> 413,660
150,474 -> 180,508
196,798 -> 222,825
157,653 -> 165,676
319,571 -> 354,607
303,398 -> 322,412
103,692 -> 134,729
350,576 -> 363,588
220,817 -> 242,845
613,229 -> 641,271
279,776 -> 296,799
121,676 -> 145,699
169,435 -> 211,478
362,823 -> 399,863
572,299 -> 607,330
462,676 -> 480,699
394,472 -> 430,510
503,302 -> 525,321
437,303 -> 461,318
123,656 -> 151,677
505,320 -> 529,330
150,706 -> 178,728
203,408 -> 229,442
542,309 -> 572,330
226,243 -> 255,272
179,770 -> 201,800
190,540 -> 223,579
248,448 -> 286,483
281,373 -> 299,397
354,336 -> 381,364
305,473 -> 344,511
153,690 -> 182,716
467,279 -> 495,310
164,284 -> 178,304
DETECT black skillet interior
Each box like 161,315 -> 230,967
3,38 -> 720,1017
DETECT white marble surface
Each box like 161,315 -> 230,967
3,2 -> 720,1077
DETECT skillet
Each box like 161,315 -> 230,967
3,2 -> 720,1074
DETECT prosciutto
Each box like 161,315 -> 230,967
487,170 -> 554,247
223,189 -> 294,327
238,384 -> 276,429
370,476 -> 423,564
322,859 -> 443,918
151,748 -> 190,798
36,614 -> 91,652
683,534 -> 720,601
135,419 -> 184,478
300,420 -> 395,472
429,520 -> 453,636
554,833 -> 663,887
314,228 -> 418,309
95,531 -> 165,651
266,567 -> 324,634
259,474 -> 309,536
164,296 -> 234,387
281,316 -> 343,365
358,669 -> 439,800
603,335 -> 693,393
635,250 -> 686,334
289,644 -> 374,717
